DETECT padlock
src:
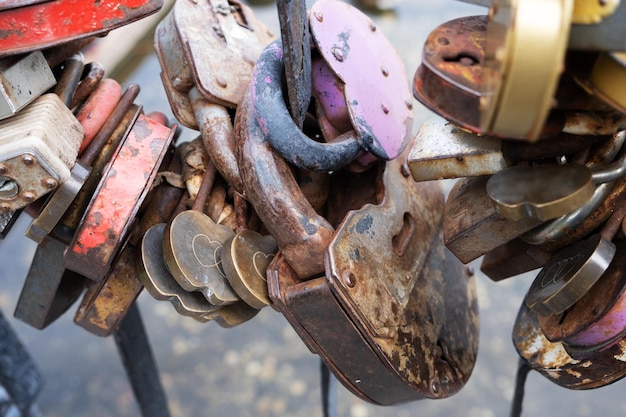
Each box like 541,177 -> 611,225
70,61 -> 106,109
513,300 -> 626,389
524,200 -> 626,317
443,175 -> 543,264
268,154 -> 478,404
64,113 -> 175,281
480,238 -> 552,282
25,79 -> 124,243
162,155 -> 240,306
14,236 -> 85,329
0,0 -> 164,56
0,93 -> 83,213
480,0 -> 574,141
236,88 -> 334,279
0,50 -> 56,120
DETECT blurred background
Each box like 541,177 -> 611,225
2,1 -> 626,416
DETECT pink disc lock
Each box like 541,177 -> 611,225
309,0 -> 414,160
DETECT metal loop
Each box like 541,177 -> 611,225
251,40 -> 361,172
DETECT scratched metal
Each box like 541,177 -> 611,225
443,175 -> 543,264
251,40 -> 361,172
64,114 -> 174,282
236,88 -> 334,279
311,55 -> 353,139
538,241 -> 626,351
310,0 -> 413,160
0,94 -> 83,212
160,0 -> 274,108
414,15 -> 569,140
0,0 -> 163,57
513,301 -> 626,389
327,156 -> 478,399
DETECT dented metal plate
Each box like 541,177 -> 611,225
0,0 -> 163,56
513,301 -> 626,389
310,0 -> 413,160
170,0 -> 274,107
326,157 -> 479,398
64,114 -> 174,281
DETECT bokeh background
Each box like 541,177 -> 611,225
2,1 -> 626,416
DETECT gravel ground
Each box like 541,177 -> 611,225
3,1 -> 626,416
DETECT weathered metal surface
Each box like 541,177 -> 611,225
73,245 -> 144,336
480,238 -> 549,282
563,111 -> 626,136
310,0 -> 413,160
65,114 -> 174,281
277,0 -> 311,128
53,53 -> 85,107
190,88 -> 244,194
74,79 -> 123,154
414,15 -> 565,140
0,50 -> 56,119
525,234 -> 616,316
0,0 -> 163,57
14,236 -> 85,329
0,94 -> 83,212
57,103 -> 141,244
326,157 -> 478,400
70,61 -> 106,109
480,0 -> 573,141
236,88 -> 334,279
486,164 -> 595,221
251,40 -> 361,171
25,162 -> 90,243
163,210 -> 239,305
113,303 -> 172,417
408,116 -> 506,182
443,176 -> 543,264
222,230 -> 278,309
513,301 -> 626,389
539,240 -> 626,351
0,309 -> 45,415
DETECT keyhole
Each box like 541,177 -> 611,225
443,53 -> 479,66
0,176 -> 18,200
392,212 -> 415,257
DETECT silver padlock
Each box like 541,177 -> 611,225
0,50 -> 56,120
0,93 -> 83,212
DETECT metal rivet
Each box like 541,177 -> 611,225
381,66 -> 389,77
381,104 -> 390,114
401,163 -> 411,178
43,178 -> 58,189
430,378 -> 440,394
0,164 -> 7,175
216,76 -> 228,88
23,192 -> 36,202
22,155 -> 34,165
405,99 -> 413,110
369,21 -> 376,31
314,11 -> 323,22
331,47 -> 344,62
467,265 -> 475,276
0,203 -> 11,213
344,271 -> 356,288
437,37 -> 450,46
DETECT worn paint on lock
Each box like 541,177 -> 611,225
414,15 -> 566,139
0,94 -> 83,212
309,0 -> 413,160
0,0 -> 163,56
161,0 -> 274,107
65,114 -> 174,282
513,301 -> 626,389
74,245 -> 143,336
251,41 -> 361,172
311,56 -> 352,136
237,88 -> 335,279
326,155 -> 478,399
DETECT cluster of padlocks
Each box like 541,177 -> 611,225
1,0 -> 626,415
